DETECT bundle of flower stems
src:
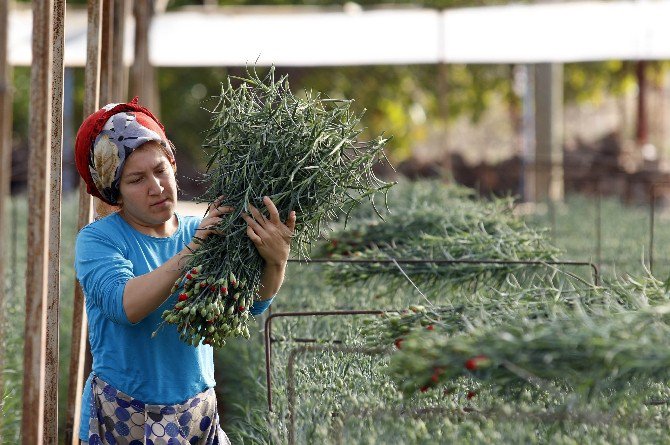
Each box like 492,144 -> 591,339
320,192 -> 559,291
383,275 -> 670,398
161,67 -> 392,347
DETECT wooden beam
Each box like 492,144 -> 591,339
43,0 -> 66,442
22,0 -> 54,441
0,0 -> 13,441
64,1 -> 100,443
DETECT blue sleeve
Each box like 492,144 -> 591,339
75,226 -> 136,326
250,296 -> 274,316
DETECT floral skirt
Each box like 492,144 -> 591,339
88,375 -> 231,445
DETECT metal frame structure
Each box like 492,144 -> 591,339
265,257 -> 598,414
286,258 -> 600,286
265,310 -> 385,413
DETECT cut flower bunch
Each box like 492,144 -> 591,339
161,67 -> 392,347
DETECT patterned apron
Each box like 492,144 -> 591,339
88,375 -> 231,445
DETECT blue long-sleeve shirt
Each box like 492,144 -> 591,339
75,212 -> 272,440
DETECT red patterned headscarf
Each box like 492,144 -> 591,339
74,97 -> 175,205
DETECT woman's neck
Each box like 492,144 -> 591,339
118,211 -> 179,238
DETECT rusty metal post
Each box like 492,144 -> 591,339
645,181 -> 670,276
650,184 -> 656,274
65,2 -> 101,444
22,0 -> 54,442
42,1 -> 66,443
595,180 -> 602,273
0,0 -> 12,442
112,0 -> 128,101
131,0 -> 158,111
100,0 -> 114,103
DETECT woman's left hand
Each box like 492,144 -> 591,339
242,196 -> 296,266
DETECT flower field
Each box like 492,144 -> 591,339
3,181 -> 670,443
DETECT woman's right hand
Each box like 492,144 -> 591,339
195,196 -> 234,240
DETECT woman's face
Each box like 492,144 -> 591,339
117,141 -> 178,230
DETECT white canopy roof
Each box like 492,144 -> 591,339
7,1 -> 670,67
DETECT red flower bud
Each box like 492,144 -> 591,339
238,306 -> 245,312
220,286 -> 227,294
394,338 -> 403,349
426,325 -> 434,331
200,282 -> 207,288
467,391 -> 477,400
431,373 -> 440,384
209,285 -> 216,292
191,268 -> 198,274
420,385 -> 429,393
465,355 -> 489,371
178,293 -> 188,302
186,274 -> 193,280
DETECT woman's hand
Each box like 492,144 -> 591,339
242,196 -> 296,267
195,195 -> 234,240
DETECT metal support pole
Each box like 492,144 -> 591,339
650,185 -> 656,274
646,182 -> 670,276
534,63 -> 564,203
595,179 -> 602,272
0,0 -> 12,441
65,2 -> 101,444
437,62 -> 450,173
131,0 -> 158,111
43,1 -> 66,443
100,0 -> 114,103
112,0 -> 128,101
22,0 -> 54,442
636,61 -> 648,146
520,64 -> 536,202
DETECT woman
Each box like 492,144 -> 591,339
74,98 -> 295,444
